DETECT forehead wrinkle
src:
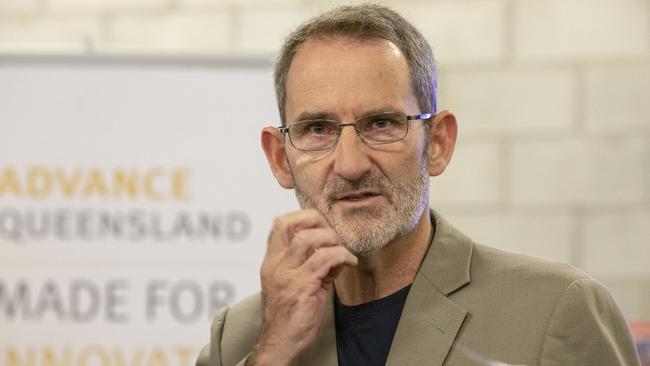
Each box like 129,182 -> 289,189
284,37 -> 416,124
287,75 -> 408,123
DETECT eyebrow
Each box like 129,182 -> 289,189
293,111 -> 337,122
292,106 -> 403,123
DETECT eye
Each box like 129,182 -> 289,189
358,113 -> 408,142
309,121 -> 331,135
370,118 -> 392,129
291,120 -> 336,138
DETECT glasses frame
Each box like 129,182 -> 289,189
278,112 -> 434,152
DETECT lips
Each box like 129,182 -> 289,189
334,190 -> 381,201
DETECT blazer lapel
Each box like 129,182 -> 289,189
386,212 -> 474,366
386,283 -> 467,366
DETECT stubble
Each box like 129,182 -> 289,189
294,160 -> 429,257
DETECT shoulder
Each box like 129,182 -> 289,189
216,292 -> 262,348
216,292 -> 262,333
470,243 -> 589,286
453,242 -> 597,322
467,243 -> 603,312
200,293 -> 262,366
460,244 -> 640,364
468,243 -> 620,317
537,269 -> 641,364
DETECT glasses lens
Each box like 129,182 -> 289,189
289,120 -> 339,151
357,113 -> 408,144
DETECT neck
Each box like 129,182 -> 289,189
334,208 -> 432,306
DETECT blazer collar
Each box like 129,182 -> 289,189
419,210 -> 473,296
385,210 -> 473,365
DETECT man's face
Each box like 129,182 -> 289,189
283,37 -> 431,256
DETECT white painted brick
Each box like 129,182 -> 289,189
511,138 -> 648,206
234,0 -> 505,61
104,12 -> 231,54
442,211 -> 575,263
585,64 -> 650,135
301,0 -> 374,7
439,67 -> 575,136
0,0 -> 41,14
181,0 -> 300,6
429,141 -> 501,207
237,6 -> 317,55
402,0 -> 506,64
597,279 -> 650,322
582,210 -> 650,277
514,0 -> 649,60
46,0 -> 168,12
0,16 -> 101,53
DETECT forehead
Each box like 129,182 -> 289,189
284,37 -> 417,122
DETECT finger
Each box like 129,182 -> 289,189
302,246 -> 358,280
323,264 -> 344,284
284,228 -> 341,267
268,209 -> 331,252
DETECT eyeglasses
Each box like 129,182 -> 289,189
278,112 -> 433,151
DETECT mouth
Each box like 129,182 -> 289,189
334,190 -> 382,202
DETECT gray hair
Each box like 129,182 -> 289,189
273,4 -> 438,125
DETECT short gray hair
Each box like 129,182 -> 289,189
273,4 -> 438,125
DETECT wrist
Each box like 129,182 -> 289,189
246,350 -> 292,366
247,339 -> 298,366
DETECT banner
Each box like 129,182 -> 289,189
0,58 -> 296,365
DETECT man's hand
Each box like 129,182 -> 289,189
248,209 -> 358,366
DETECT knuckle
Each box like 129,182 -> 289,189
293,231 -> 316,251
271,215 -> 286,231
292,231 -> 306,245
303,253 -> 322,271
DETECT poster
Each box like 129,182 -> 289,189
0,58 -> 296,366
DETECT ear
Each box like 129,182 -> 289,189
261,126 -> 295,189
427,110 -> 458,177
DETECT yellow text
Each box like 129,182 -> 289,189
3,345 -> 198,366
0,166 -> 190,202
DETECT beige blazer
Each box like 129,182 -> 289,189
197,213 -> 641,366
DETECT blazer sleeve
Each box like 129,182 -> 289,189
195,307 -> 251,366
539,277 -> 641,366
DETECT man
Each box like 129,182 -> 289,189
198,4 -> 641,366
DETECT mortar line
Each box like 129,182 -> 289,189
228,4 -> 241,55
502,0 -> 516,67
569,207 -> 585,269
498,136 -> 512,212
572,64 -> 587,136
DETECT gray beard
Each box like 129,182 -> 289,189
294,162 -> 429,257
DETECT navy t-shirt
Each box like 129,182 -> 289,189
335,284 -> 412,366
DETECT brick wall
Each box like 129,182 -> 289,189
1,0 -> 648,321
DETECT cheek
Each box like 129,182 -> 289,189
289,153 -> 330,194
403,133 -> 430,169
292,152 -> 317,168
372,141 -> 427,177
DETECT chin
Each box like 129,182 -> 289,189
335,220 -> 397,257
344,242 -> 385,258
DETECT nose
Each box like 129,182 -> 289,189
332,125 -> 372,181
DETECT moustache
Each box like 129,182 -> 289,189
324,174 -> 391,202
